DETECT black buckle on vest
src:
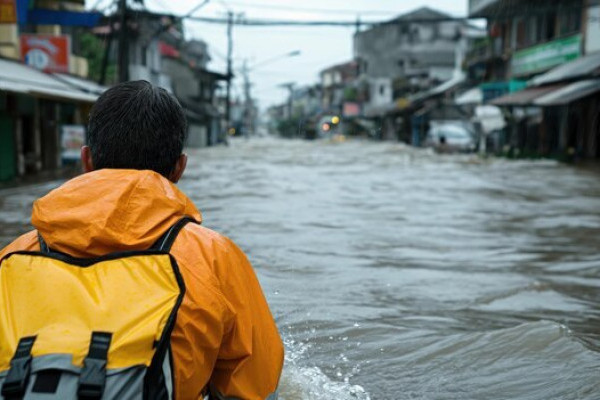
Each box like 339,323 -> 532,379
77,332 -> 112,400
1,336 -> 36,398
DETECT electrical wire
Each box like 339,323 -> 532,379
216,0 -> 401,16
180,4 -> 593,27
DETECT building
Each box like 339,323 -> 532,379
0,0 -> 106,182
0,0 -> 100,77
467,0 -> 587,100
353,7 -> 471,141
0,57 -> 102,182
320,61 -> 359,116
354,7 -> 466,117
162,53 -> 227,147
470,0 -> 600,160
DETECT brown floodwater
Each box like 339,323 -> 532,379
1,137 -> 600,399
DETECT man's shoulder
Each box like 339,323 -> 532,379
0,230 -> 39,260
181,223 -> 234,250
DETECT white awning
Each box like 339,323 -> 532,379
0,58 -> 98,103
534,79 -> 600,106
455,87 -> 483,105
53,73 -> 107,96
409,72 -> 466,103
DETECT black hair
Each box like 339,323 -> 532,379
87,80 -> 187,178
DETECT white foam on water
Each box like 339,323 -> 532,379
278,337 -> 370,400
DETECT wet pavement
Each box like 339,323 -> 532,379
2,137 -> 600,399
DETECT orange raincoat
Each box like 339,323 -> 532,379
0,169 -> 284,400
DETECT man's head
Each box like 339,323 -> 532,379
82,80 -> 188,182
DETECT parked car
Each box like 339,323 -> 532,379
425,124 -> 476,153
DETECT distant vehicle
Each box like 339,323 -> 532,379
425,124 -> 476,153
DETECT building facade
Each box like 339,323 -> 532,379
469,0 -> 600,160
354,7 -> 466,118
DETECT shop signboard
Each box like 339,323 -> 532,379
343,102 -> 360,117
61,125 -> 85,164
0,0 -> 16,24
20,34 -> 70,73
512,35 -> 581,77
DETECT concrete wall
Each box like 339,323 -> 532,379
354,20 -> 459,79
187,123 -> 208,148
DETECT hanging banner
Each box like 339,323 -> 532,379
0,0 -> 16,23
20,34 -> 70,73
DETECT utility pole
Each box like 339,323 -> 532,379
117,0 -> 129,82
225,11 -> 233,135
280,82 -> 295,130
99,14 -> 114,85
242,59 -> 251,138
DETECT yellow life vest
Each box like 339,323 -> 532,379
0,217 -> 195,400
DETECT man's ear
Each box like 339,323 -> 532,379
81,146 -> 94,173
169,154 -> 187,183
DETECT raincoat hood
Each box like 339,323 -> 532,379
32,169 -> 202,257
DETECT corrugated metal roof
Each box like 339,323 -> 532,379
530,52 -> 600,86
0,58 -> 98,103
410,73 -> 466,103
490,85 -> 563,106
53,73 -> 107,95
534,79 -> 600,106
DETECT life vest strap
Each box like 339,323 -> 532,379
1,336 -> 36,399
77,332 -> 112,400
151,216 -> 198,252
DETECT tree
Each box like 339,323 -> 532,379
79,33 -> 116,84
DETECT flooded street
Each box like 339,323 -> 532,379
2,137 -> 600,399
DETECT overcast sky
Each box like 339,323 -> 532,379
87,0 -> 468,109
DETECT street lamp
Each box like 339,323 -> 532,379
250,50 -> 301,71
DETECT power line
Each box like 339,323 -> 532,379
181,4 -> 594,27
187,15 -> 378,26
216,0 -> 401,16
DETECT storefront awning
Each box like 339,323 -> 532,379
529,51 -> 600,86
490,85 -> 563,106
0,58 -> 98,103
455,87 -> 483,105
53,73 -> 107,96
410,73 -> 466,103
534,79 -> 600,106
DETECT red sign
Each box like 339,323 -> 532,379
343,102 -> 361,117
0,0 -> 16,24
158,41 -> 180,58
20,34 -> 71,73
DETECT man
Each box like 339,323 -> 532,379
0,81 -> 284,399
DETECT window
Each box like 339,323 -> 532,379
526,16 -> 537,46
559,8 -> 582,36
